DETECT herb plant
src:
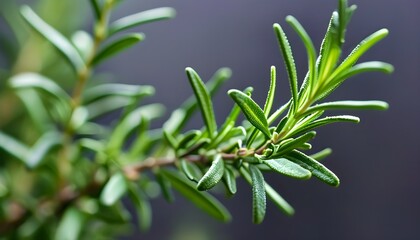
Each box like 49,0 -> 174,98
0,0 -> 392,238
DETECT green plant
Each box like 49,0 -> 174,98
0,0 -> 392,238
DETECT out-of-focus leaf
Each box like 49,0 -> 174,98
27,131 -> 62,168
89,0 -> 101,20
92,33 -> 145,65
265,181 -> 294,216
83,84 -> 155,104
185,67 -> 217,138
155,170 -> 174,202
228,89 -> 270,138
287,150 -> 339,187
197,155 -> 224,191
71,30 -> 93,61
0,132 -> 29,163
128,185 -> 152,232
310,148 -> 333,161
20,5 -> 86,73
108,7 -> 176,36
108,104 -> 164,153
15,89 -> 52,132
160,169 -> 231,222
100,172 -> 127,206
54,207 -> 85,240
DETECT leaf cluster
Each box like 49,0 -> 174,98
0,0 -> 392,238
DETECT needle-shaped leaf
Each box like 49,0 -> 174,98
287,150 -> 339,187
197,155 -> 224,191
108,7 -> 176,36
249,164 -> 266,224
272,131 -> 316,157
92,33 -> 145,66
263,158 -> 312,180
306,100 -> 389,114
54,207 -> 85,240
332,29 -> 389,78
100,172 -> 127,206
334,61 -> 394,83
186,67 -> 217,138
337,0 -> 357,45
228,89 -> 270,139
180,159 -> 202,183
160,169 -> 231,222
20,6 -> 86,73
273,23 -> 298,111
241,167 -> 294,216
310,148 -> 332,161
0,132 -> 29,163
164,68 -> 231,135
263,66 -> 277,117
291,115 -> 359,137
223,166 -> 237,195
286,16 -> 317,91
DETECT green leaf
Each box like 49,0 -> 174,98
177,130 -> 201,150
290,115 -> 359,137
71,31 -> 94,61
108,104 -> 164,153
164,68 -> 231,135
265,182 -> 294,216
100,173 -> 127,206
89,0 -> 101,20
27,132 -> 62,168
263,66 -> 277,117
268,101 -> 290,124
332,29 -> 389,78
197,155 -> 224,191
334,61 -> 394,82
285,16 -> 317,91
83,84 -> 155,104
180,159 -> 202,183
15,89 -> 52,132
108,7 -> 176,36
92,33 -> 145,65
287,150 -> 340,187
9,73 -> 71,110
163,130 -> 178,150
263,158 -> 311,180
337,0 -> 357,45
272,131 -> 316,157
310,148 -> 332,161
228,89 -> 270,138
128,185 -> 152,232
241,167 -> 294,216
54,207 -> 85,240
0,132 -> 29,163
185,67 -> 218,138
85,96 -> 132,120
306,100 -> 389,114
20,6 -> 86,73
160,169 -> 231,222
273,23 -> 298,111
223,166 -> 237,195
155,171 -> 174,202
249,164 -> 266,224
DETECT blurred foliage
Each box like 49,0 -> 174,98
0,0 -> 392,239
